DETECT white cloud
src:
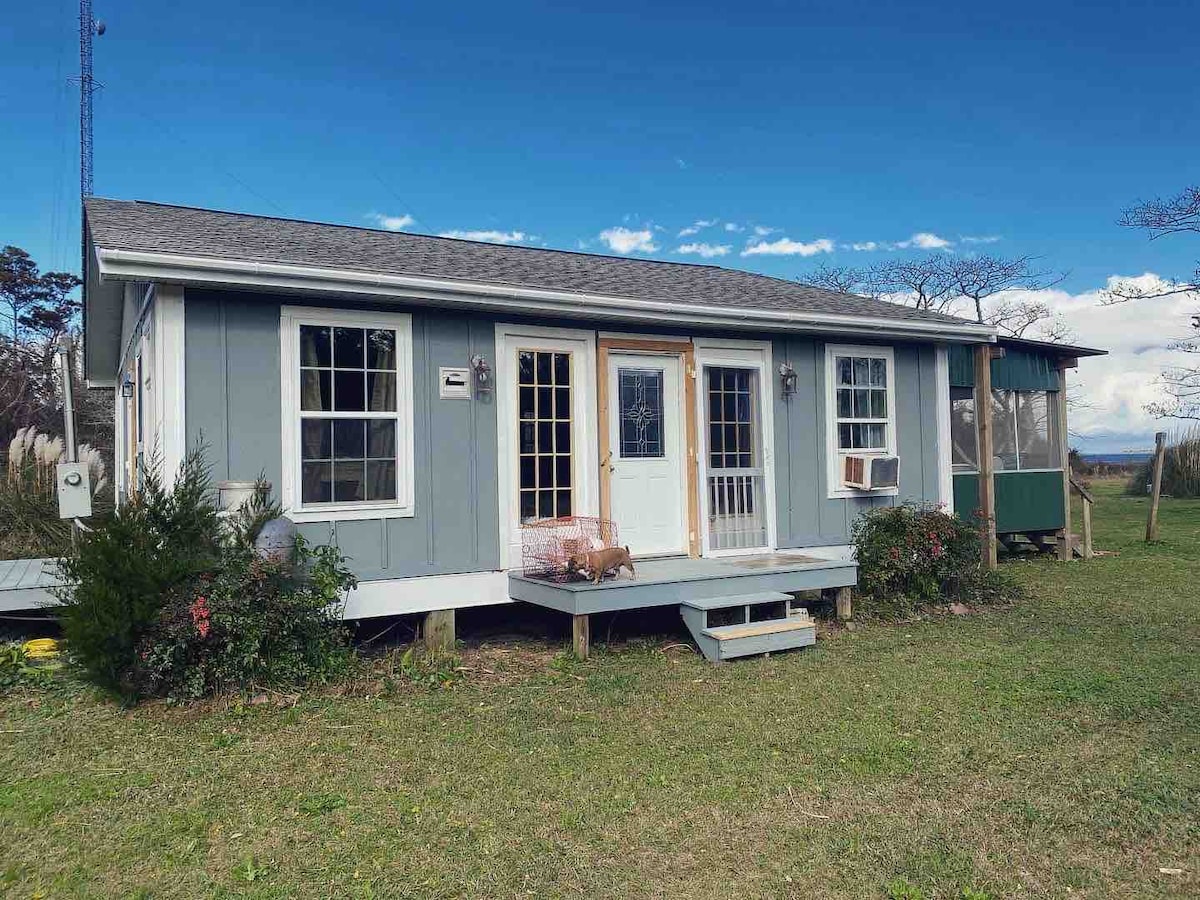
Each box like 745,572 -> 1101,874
599,226 -> 658,254
367,212 -> 415,231
897,232 -> 953,250
678,218 -> 717,237
676,242 -> 731,258
438,229 -> 531,244
961,235 -> 1001,245
724,222 -> 744,233
753,225 -> 777,237
986,274 -> 1199,452
849,241 -> 879,252
741,237 -> 834,257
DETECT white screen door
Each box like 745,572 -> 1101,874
606,352 -> 687,556
703,365 -> 768,552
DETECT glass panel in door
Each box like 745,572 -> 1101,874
704,366 -> 767,552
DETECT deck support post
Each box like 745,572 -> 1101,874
835,586 -> 852,621
975,344 -> 998,571
572,614 -> 590,659
1056,363 -> 1074,561
423,609 -> 455,652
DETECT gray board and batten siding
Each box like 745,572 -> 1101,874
184,288 -> 500,583
183,288 -> 943,584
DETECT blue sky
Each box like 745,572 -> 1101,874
2,0 -> 1198,449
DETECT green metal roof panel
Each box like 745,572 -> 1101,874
948,343 -> 1062,391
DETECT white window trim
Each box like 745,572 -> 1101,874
824,343 -> 898,499
495,323 -> 598,570
692,337 -> 777,557
279,305 -> 415,523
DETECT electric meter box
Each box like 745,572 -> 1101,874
56,462 -> 92,520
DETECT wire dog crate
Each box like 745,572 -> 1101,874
521,516 -> 620,582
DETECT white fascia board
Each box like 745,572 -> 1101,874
96,248 -> 999,344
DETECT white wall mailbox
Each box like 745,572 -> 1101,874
56,462 -> 92,520
439,366 -> 471,400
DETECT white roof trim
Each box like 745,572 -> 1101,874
95,248 -> 998,343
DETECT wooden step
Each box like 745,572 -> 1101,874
702,617 -> 813,641
679,591 -> 792,611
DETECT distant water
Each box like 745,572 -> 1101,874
1081,453 -> 1152,465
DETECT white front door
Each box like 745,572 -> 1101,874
606,352 -> 688,556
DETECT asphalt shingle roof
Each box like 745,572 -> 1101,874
85,198 -> 976,327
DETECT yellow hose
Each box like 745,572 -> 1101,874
22,638 -> 60,659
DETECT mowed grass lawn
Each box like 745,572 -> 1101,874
2,481 -> 1198,899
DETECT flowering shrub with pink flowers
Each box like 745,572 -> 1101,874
132,537 -> 355,702
851,503 -> 1023,614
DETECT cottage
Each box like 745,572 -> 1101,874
79,199 -> 1100,659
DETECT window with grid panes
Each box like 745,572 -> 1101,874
833,354 -> 890,452
707,366 -> 757,470
517,350 -> 573,522
298,323 -> 401,505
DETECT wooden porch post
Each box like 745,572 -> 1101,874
423,609 -> 456,652
835,586 -> 853,621
974,344 -> 998,571
1056,362 -> 1074,562
572,614 -> 590,659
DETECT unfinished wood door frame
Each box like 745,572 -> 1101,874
597,337 -> 700,558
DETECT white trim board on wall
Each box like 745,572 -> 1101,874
343,571 -> 511,618
152,284 -> 187,482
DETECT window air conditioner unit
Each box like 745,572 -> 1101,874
843,455 -> 900,491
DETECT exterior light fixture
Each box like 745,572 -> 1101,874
470,354 -> 493,396
778,361 -> 798,396
120,374 -> 135,398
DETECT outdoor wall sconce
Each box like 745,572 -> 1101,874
778,361 -> 798,397
120,374 -> 135,398
470,354 -> 493,396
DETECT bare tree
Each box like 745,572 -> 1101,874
807,252 -> 1070,340
1104,186 -> 1200,419
1104,187 -> 1200,303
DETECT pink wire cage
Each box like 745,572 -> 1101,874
520,515 -> 620,582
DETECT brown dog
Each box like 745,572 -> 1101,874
569,545 -> 636,585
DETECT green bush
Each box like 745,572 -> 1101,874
1127,428 -> 1200,499
0,642 -> 52,691
133,537 -> 354,702
55,449 -> 221,697
852,503 -> 1023,614
56,448 -> 356,703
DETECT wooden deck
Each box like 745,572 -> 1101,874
507,552 -> 857,615
0,558 -> 61,613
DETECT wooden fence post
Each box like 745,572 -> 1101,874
1146,431 -> 1167,542
974,344 -> 997,571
